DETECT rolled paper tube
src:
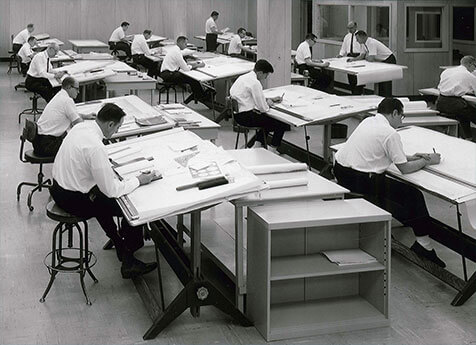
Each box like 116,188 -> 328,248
403,101 -> 428,111
265,178 -> 308,190
247,163 -> 308,175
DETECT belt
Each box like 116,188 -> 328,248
132,54 -> 144,57
439,94 -> 462,98
334,161 -> 382,179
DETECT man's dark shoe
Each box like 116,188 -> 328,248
410,241 -> 446,268
121,259 -> 158,279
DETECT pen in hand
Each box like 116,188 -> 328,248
432,148 -> 437,153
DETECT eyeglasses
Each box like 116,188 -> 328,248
71,86 -> 79,91
399,113 -> 405,120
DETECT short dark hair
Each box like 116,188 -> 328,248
254,59 -> 274,74
62,76 -> 76,89
143,29 -> 152,35
237,27 -> 246,34
355,30 -> 368,38
377,98 -> 403,115
121,21 -> 130,27
211,11 -> 219,17
27,23 -> 34,28
176,36 -> 188,44
28,36 -> 36,43
97,103 -> 126,123
305,33 -> 317,41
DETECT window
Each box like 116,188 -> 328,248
406,6 -> 445,49
354,5 -> 390,47
453,7 -> 475,41
317,5 -> 349,42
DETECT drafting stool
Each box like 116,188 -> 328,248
227,96 -> 267,149
18,92 -> 44,123
16,120 -> 54,211
157,78 -> 185,104
7,34 -> 20,74
40,201 -> 98,305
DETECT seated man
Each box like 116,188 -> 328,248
13,23 -> 34,54
436,55 -> 476,140
109,21 -> 132,59
33,77 -> 94,157
228,27 -> 254,58
131,30 -> 160,78
348,30 -> 396,96
18,36 -> 37,76
295,33 -> 332,92
25,43 -> 65,102
160,36 -> 211,102
50,103 -> 158,279
333,98 -> 445,267
229,59 -> 290,154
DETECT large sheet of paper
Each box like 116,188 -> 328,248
69,39 -> 109,48
182,55 -> 254,81
54,60 -> 114,74
105,128 -> 262,225
322,57 -> 404,85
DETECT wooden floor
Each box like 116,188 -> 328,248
1,62 -> 475,345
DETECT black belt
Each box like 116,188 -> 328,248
439,94 -> 462,98
132,54 -> 144,58
334,161 -> 382,179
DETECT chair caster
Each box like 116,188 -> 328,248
86,300 -> 92,306
29,205 -> 34,212
39,298 -> 45,303
93,279 -> 99,284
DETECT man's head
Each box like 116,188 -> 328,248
62,77 -> 79,99
121,21 -> 130,31
237,27 -> 247,39
347,21 -> 357,34
254,59 -> 274,81
461,55 -> 476,73
96,103 -> 126,139
378,98 -> 404,129
143,29 -> 152,40
211,11 -> 219,20
27,36 -> 37,47
176,36 -> 188,50
46,43 -> 59,58
27,23 -> 34,33
355,30 -> 368,44
305,33 -> 318,47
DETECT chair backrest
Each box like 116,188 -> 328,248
22,119 -> 37,143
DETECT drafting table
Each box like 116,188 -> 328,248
33,33 -> 50,41
419,88 -> 476,107
332,126 -> 476,306
194,33 -> 256,54
62,49 -> 114,60
34,38 -> 64,51
104,128 -> 262,339
104,73 -> 156,104
69,39 -> 109,53
145,34 -> 167,47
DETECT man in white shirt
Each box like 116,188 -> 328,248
205,11 -> 223,52
50,103 -> 158,279
160,36 -> 210,102
13,23 -> 34,53
131,30 -> 160,78
348,30 -> 396,96
18,36 -> 37,76
295,33 -> 332,92
33,77 -> 94,157
25,43 -> 66,102
334,98 -> 445,267
436,55 -> 476,140
108,21 -> 132,59
337,21 -> 363,95
228,27 -> 253,57
229,59 -> 289,152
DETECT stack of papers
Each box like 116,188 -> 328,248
321,249 -> 378,266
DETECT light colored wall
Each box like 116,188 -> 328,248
0,0 -> 250,56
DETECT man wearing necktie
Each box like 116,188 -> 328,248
337,21 -> 363,95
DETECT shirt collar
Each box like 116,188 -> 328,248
91,121 -> 105,140
375,113 -> 391,126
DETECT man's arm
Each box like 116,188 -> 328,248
347,52 -> 365,62
250,83 -> 270,113
304,57 -> 330,68
396,154 -> 440,174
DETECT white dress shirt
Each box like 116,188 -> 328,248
205,17 -> 217,34
339,32 -> 361,56
37,89 -> 80,136
361,37 -> 393,61
295,41 -> 311,65
53,121 -> 140,198
228,34 -> 243,55
438,65 -> 476,97
160,45 -> 191,72
131,34 -> 151,56
18,42 -> 34,63
13,28 -> 30,45
335,113 -> 407,174
109,26 -> 125,42
230,71 -> 269,113
27,51 -> 55,79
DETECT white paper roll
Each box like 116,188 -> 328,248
247,163 -> 308,175
404,101 -> 428,111
265,178 -> 308,189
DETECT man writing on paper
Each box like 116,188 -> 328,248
109,21 -> 132,60
205,11 -> 224,52
347,30 -> 396,96
33,77 -> 94,157
25,43 -> 65,102
337,21 -> 364,95
50,103 -> 158,279
13,23 -> 35,54
131,30 -> 160,78
436,55 -> 476,141
18,36 -> 37,76
229,59 -> 290,154
334,98 -> 446,267
295,33 -> 332,92
228,28 -> 254,58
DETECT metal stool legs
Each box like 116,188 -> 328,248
16,163 -> 52,211
18,94 -> 44,123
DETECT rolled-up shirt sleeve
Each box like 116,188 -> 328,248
384,132 -> 408,165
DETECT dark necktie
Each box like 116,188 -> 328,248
350,33 -> 354,54
47,57 -> 50,72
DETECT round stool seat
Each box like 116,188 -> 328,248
24,150 -> 54,164
46,201 -> 87,224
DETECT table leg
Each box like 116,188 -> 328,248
190,211 -> 201,317
235,205 -> 245,312
323,123 -> 332,163
177,214 -> 184,249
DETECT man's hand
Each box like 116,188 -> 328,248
347,57 -> 355,62
192,61 -> 205,69
54,71 -> 66,80
336,54 -> 343,58
83,112 -> 96,120
321,61 -> 330,67
425,153 -> 441,165
137,171 -> 156,185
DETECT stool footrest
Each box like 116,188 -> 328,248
44,248 -> 97,274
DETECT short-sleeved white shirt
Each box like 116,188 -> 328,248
295,41 -> 312,65
228,34 -> 242,55
37,89 -> 80,136
438,65 -> 476,97
18,42 -> 34,63
361,37 -> 392,61
109,26 -> 125,42
335,113 -> 407,173
13,28 -> 30,45
229,71 -> 269,113
205,17 -> 217,34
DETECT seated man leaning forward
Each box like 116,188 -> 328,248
229,59 -> 290,154
333,98 -> 446,268
50,103 -> 158,279
33,77 -> 95,157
